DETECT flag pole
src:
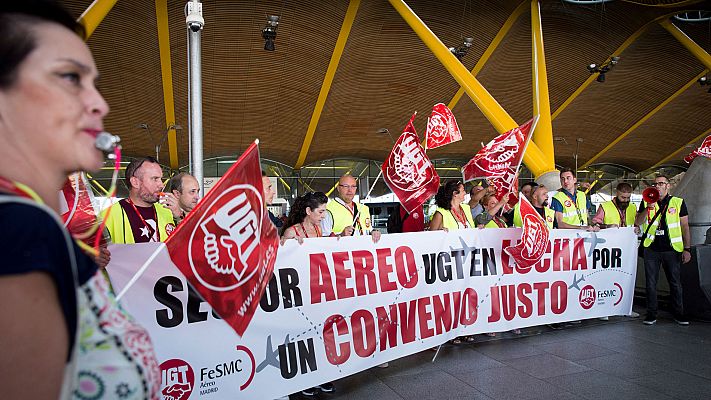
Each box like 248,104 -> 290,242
115,242 -> 167,301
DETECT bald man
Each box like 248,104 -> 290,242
321,174 -> 381,242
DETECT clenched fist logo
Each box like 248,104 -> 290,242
188,185 -> 264,292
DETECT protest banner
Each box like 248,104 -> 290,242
107,227 -> 637,400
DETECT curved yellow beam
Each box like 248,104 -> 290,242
660,19 -> 711,71
155,0 -> 179,169
447,0 -> 528,110
531,0 -> 555,172
581,70 -> 707,169
388,0 -> 550,176
552,12 -> 680,120
294,0 -> 361,170
649,125 -> 711,170
77,0 -> 119,39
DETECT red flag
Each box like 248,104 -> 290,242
165,141 -> 279,337
461,117 -> 537,208
504,195 -> 550,270
61,173 -> 106,247
383,113 -> 440,213
684,135 -> 711,163
425,103 -> 462,150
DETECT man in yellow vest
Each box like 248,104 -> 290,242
321,174 -> 381,243
513,185 -> 556,229
551,168 -> 599,232
103,156 -> 178,244
592,182 -> 636,229
634,175 -> 691,326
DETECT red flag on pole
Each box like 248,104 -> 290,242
425,103 -> 462,150
383,113 -> 440,213
461,117 -> 537,209
684,135 -> 711,163
165,141 -> 279,337
504,195 -> 550,270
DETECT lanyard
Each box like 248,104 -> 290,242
0,176 -> 43,203
450,206 -> 469,228
298,222 -> 322,238
613,199 -> 627,227
126,199 -> 159,242
336,198 -> 363,234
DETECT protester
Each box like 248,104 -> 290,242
474,193 -> 509,228
281,192 -> 329,242
592,182 -> 636,229
429,180 -> 475,230
513,185 -> 555,229
167,171 -> 200,224
103,156 -> 178,243
468,183 -> 488,218
280,191 -> 337,396
262,171 -> 283,228
551,168 -> 599,232
635,175 -> 692,326
322,174 -> 381,242
0,2 -> 159,397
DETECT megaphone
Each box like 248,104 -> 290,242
642,186 -> 660,204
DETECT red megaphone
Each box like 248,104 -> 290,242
642,186 -> 660,204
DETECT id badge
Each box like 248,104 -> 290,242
655,229 -> 665,236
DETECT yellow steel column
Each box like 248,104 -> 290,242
448,0 -> 528,110
294,0 -> 361,170
77,0 -> 119,39
388,0 -> 549,176
660,19 -> 711,71
530,0 -> 556,173
155,0 -> 179,169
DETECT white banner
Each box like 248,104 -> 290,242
107,227 -> 637,400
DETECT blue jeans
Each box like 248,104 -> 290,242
643,247 -> 684,317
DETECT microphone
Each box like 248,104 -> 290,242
95,131 -> 121,154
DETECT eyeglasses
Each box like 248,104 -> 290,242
654,182 -> 668,186
338,184 -> 357,189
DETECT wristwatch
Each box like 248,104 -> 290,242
684,247 -> 691,252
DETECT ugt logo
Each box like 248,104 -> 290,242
161,359 -> 195,400
188,185 -> 264,292
579,285 -> 596,310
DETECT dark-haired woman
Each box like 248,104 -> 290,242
429,180 -> 474,231
0,2 -> 159,398
281,192 -> 329,243
475,193 -> 510,228
280,192 -> 336,396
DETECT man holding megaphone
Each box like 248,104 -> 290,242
634,175 -> 692,326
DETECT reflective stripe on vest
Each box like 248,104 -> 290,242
641,196 -> 684,252
553,190 -> 588,226
600,200 -> 636,226
103,201 -> 175,244
326,199 -> 372,235
436,205 -> 474,230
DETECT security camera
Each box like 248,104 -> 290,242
700,76 -> 709,85
185,1 -> 204,32
610,56 -> 620,65
262,15 -> 279,51
587,63 -> 598,73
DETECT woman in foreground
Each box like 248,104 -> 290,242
0,2 -> 159,398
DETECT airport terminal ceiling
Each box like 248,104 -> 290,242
61,0 -> 711,174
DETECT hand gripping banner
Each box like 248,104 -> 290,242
425,103 -> 462,150
383,113 -> 440,213
461,117 -> 538,209
684,134 -> 711,163
504,195 -> 550,269
165,140 -> 279,337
